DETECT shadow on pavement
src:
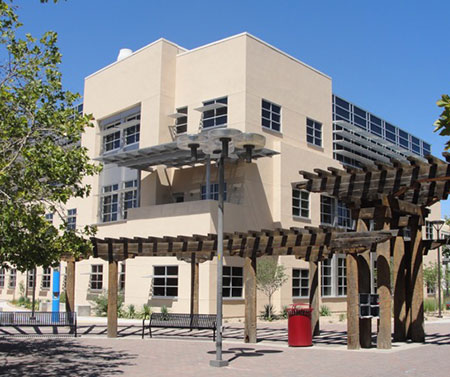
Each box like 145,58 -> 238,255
0,338 -> 137,377
207,347 -> 283,364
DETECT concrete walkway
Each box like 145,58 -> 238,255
0,318 -> 449,376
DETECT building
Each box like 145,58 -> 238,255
0,33 -> 443,317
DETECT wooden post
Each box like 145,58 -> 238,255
190,254 -> 199,315
107,259 -> 118,338
346,253 -> 360,349
409,216 -> 425,342
309,261 -> 320,336
375,209 -> 392,350
393,234 -> 407,341
244,253 -> 257,343
65,260 -> 76,313
357,217 -> 371,348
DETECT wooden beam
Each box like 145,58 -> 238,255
346,253 -> 360,350
107,258 -> 118,338
393,234 -> 407,341
244,252 -> 257,343
190,253 -> 199,315
309,261 -> 320,336
65,259 -> 76,314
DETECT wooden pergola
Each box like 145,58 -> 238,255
298,153 -> 450,349
63,226 -> 395,343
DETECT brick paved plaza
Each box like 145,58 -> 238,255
0,318 -> 449,377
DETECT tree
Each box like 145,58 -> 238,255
256,257 -> 288,320
0,1 -> 100,271
433,94 -> 450,150
423,262 -> 443,303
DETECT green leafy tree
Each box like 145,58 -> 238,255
434,94 -> 450,150
423,262 -> 442,299
256,257 -> 288,321
0,1 -> 100,271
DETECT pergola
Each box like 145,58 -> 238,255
297,153 -> 450,349
62,226 -> 395,343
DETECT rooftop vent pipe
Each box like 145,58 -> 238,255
117,48 -> 133,61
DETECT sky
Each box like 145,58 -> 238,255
12,0 -> 450,215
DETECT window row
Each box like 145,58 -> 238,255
292,190 -> 353,229
0,268 -> 52,290
101,112 -> 141,154
100,180 -> 138,222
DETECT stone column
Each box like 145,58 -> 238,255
346,253 -> 360,349
65,259 -> 76,313
309,261 -> 320,336
393,234 -> 407,341
244,253 -> 257,343
107,259 -> 118,338
190,254 -> 200,315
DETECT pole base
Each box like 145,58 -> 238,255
210,359 -> 229,368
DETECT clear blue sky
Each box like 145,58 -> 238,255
14,0 -> 450,215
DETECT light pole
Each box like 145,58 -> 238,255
177,128 -> 265,368
431,219 -> 445,318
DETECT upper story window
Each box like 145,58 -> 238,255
175,107 -> 188,135
41,267 -> 51,290
201,183 -> 227,201
90,265 -> 103,291
202,97 -> 227,129
67,208 -> 77,230
153,266 -> 178,297
292,189 -> 309,218
320,195 -> 353,229
45,213 -> 53,223
100,180 -> 138,223
100,108 -> 141,155
306,118 -> 322,147
223,266 -> 243,298
292,269 -> 309,298
262,99 -> 281,132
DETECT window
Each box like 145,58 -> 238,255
292,189 -> 309,218
175,107 -> 188,134
321,259 -> 332,296
0,268 -> 5,288
45,213 -> 53,223
27,270 -> 35,289
101,180 -> 138,222
292,269 -> 309,298
321,255 -> 347,297
8,269 -> 16,289
67,208 -> 77,230
103,130 -> 121,152
202,97 -> 227,129
42,267 -> 51,290
425,221 -> 433,240
90,265 -> 103,290
122,180 -> 138,219
201,183 -> 227,201
124,124 -> 140,146
223,266 -> 243,298
320,196 -> 353,229
119,263 -> 126,291
261,99 -> 281,132
306,118 -> 322,147
101,184 -> 119,222
153,266 -> 178,297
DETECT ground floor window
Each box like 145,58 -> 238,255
27,270 -> 35,289
321,255 -> 346,297
223,266 -> 243,298
153,266 -> 178,297
41,267 -> 51,290
292,269 -> 309,298
90,265 -> 103,291
8,269 -> 16,289
119,262 -> 126,291
0,268 -> 5,288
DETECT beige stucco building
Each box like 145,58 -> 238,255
0,33 -> 445,317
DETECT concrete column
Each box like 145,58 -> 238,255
309,261 -> 320,336
244,254 -> 257,343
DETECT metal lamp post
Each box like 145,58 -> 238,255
431,219 -> 445,318
177,128 -> 265,368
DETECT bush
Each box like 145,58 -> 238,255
339,313 -> 346,322
424,298 -> 444,313
90,290 -> 124,317
320,305 -> 331,316
281,305 -> 289,319
260,304 -> 277,321
139,304 -> 152,320
161,305 -> 170,320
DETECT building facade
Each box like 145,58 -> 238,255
0,33 -> 443,316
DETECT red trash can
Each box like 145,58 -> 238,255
287,303 -> 313,347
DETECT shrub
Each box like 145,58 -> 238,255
320,305 -> 331,316
281,305 -> 289,319
90,290 -> 124,317
339,313 -> 346,322
139,304 -> 152,320
260,304 -> 277,321
161,305 -> 170,320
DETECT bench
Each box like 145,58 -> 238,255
0,311 -> 77,337
142,313 -> 216,341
